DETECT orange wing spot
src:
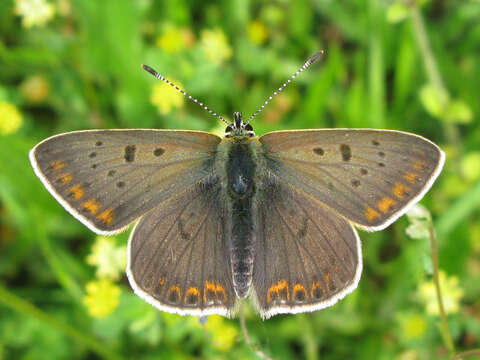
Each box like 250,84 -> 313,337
159,277 -> 166,286
393,182 -> 411,199
96,208 -> 114,226
413,160 -> 425,171
267,279 -> 290,303
68,185 -> 84,200
167,285 -> 181,301
404,172 -> 419,184
378,197 -> 397,213
185,286 -> 200,304
215,284 -> 228,303
333,265 -> 339,272
311,281 -> 323,298
51,160 -> 65,172
324,273 -> 332,291
204,280 -> 216,303
365,207 -> 381,222
82,198 -> 101,215
58,172 -> 73,185
293,283 -> 309,300
203,281 -> 228,304
186,287 -> 200,297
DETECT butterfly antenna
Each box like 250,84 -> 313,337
142,64 -> 230,126
245,50 -> 325,126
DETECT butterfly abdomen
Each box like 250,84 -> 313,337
225,140 -> 257,298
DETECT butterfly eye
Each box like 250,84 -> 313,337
245,124 -> 253,131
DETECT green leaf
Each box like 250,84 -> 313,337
444,99 -> 473,124
419,83 -> 448,118
461,152 -> 480,182
386,2 -> 410,23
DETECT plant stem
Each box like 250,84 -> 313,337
299,314 -> 318,360
452,349 -> 480,360
410,5 -> 460,150
410,6 -> 447,98
427,215 -> 456,356
239,303 -> 272,360
0,283 -> 122,360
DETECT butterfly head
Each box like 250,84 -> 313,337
225,112 -> 255,138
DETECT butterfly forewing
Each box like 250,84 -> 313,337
251,180 -> 361,318
260,129 -> 444,230
127,179 -> 237,317
30,130 -> 221,234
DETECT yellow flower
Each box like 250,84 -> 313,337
418,271 -> 464,315
150,79 -> 184,114
86,236 -> 126,280
200,29 -> 232,66
156,25 -> 195,53
20,75 -> 50,103
14,0 -> 55,28
0,101 -> 23,135
248,20 -> 268,45
83,279 -> 121,318
204,315 -> 238,351
398,313 -> 427,340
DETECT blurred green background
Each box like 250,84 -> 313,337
1,0 -> 480,359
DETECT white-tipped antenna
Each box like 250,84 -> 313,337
245,50 -> 325,125
142,64 -> 230,126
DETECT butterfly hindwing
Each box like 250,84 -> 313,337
259,129 -> 444,230
30,130 -> 221,234
251,179 -> 361,318
127,179 -> 237,317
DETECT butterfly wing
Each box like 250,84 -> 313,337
251,180 -> 361,318
127,179 -> 237,317
259,129 -> 444,230
30,130 -> 221,234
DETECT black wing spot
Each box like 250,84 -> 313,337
153,148 -> 165,157
297,218 -> 308,238
340,144 -> 351,161
95,141 -> 103,146
378,162 -> 385,167
89,152 -> 97,158
116,181 -> 125,188
351,179 -> 361,187
107,170 -> 116,177
124,145 -> 136,162
167,288 -> 180,304
313,147 -> 324,156
186,292 -> 199,305
294,288 -> 306,302
178,220 -> 190,240
378,151 -> 385,157
372,140 -> 380,146
312,286 -> 323,299
360,168 -> 368,175
91,164 -> 98,169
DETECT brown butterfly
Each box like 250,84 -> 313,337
30,51 -> 444,318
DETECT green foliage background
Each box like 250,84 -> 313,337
1,0 -> 480,359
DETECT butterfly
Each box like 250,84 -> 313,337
30,51 -> 444,319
